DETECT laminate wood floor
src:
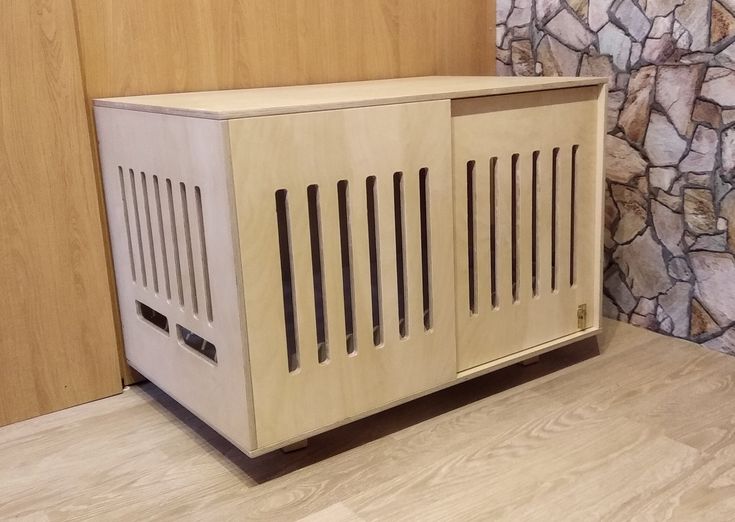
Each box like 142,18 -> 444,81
3,319 -> 735,521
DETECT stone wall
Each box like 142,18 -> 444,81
496,0 -> 735,352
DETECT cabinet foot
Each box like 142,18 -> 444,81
281,439 -> 309,453
520,355 -> 540,366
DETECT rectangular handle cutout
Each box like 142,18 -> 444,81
177,324 -> 217,363
136,300 -> 169,334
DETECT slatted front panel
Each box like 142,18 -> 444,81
452,87 -> 603,372
229,101 -> 456,448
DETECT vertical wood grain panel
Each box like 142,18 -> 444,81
73,0 -> 494,99
0,0 -> 122,426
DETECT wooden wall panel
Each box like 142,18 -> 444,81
0,0 -> 122,426
74,0 -> 495,99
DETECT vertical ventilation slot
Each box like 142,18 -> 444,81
307,185 -> 329,363
153,176 -> 171,300
366,176 -> 382,346
141,172 -> 159,294
195,187 -> 214,322
419,168 -> 432,330
511,154 -> 520,303
551,148 -> 559,292
180,183 -> 198,315
167,179 -> 184,307
532,152 -> 539,298
570,145 -> 578,287
337,180 -> 356,354
489,158 -> 498,308
118,167 -> 136,281
393,172 -> 407,339
276,189 -> 299,372
129,169 -> 147,287
467,160 -> 476,314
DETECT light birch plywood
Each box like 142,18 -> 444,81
94,76 -> 607,120
452,86 -> 605,371
95,108 -> 255,451
228,101 -> 456,448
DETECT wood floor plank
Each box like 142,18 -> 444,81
345,418 -> 698,521
3,319 -> 735,520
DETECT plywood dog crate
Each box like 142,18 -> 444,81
95,76 -> 607,456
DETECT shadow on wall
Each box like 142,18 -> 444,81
497,0 -> 735,353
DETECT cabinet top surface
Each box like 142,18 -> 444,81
94,76 -> 606,120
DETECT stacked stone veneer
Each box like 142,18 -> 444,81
497,0 -> 735,352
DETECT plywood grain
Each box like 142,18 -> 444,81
73,0 -> 495,99
93,76 -> 605,119
94,108 -> 256,451
228,101 -> 456,448
0,0 -> 122,426
452,86 -> 605,370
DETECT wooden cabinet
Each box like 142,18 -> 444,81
94,76 -> 606,456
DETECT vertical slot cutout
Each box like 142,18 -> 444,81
153,176 -> 171,300
570,145 -> 578,287
337,180 -> 356,354
180,183 -> 198,315
195,187 -> 214,322
167,179 -> 184,307
118,167 -> 136,281
276,189 -> 299,372
129,169 -> 147,287
511,154 -> 520,303
532,152 -> 539,297
393,172 -> 408,338
551,148 -> 559,292
467,161 -> 477,314
419,168 -> 432,330
307,185 -> 329,363
489,158 -> 498,308
141,172 -> 159,293
366,176 -> 382,346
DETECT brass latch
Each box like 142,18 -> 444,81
577,304 -> 587,330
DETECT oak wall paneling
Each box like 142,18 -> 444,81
0,0 -> 122,426
73,0 -> 495,99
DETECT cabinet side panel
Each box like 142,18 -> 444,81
95,107 -> 255,451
